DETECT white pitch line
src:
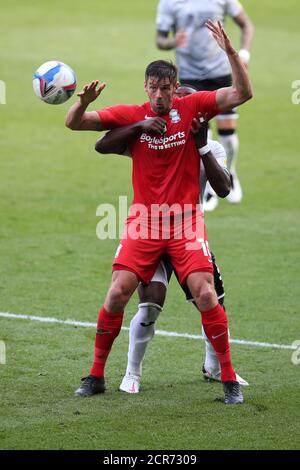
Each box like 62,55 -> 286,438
0,311 -> 296,350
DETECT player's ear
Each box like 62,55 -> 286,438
144,80 -> 148,92
175,82 -> 180,90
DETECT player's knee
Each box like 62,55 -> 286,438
196,285 -> 216,311
108,283 -> 132,309
139,291 -> 165,307
138,282 -> 166,307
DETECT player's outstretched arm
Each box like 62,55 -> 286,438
65,80 -> 106,131
192,114 -> 231,198
206,21 -> 253,112
156,30 -> 188,50
233,9 -> 254,65
95,125 -> 136,155
95,118 -> 167,155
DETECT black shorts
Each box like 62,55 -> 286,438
161,252 -> 225,306
180,75 -> 237,119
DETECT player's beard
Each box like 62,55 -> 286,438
153,102 -> 169,115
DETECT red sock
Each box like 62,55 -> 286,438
90,305 -> 124,378
201,304 -> 236,382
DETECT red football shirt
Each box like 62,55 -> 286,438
97,91 -> 219,212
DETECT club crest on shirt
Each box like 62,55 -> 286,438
169,109 -> 181,123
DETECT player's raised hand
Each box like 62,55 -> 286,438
205,20 -> 236,56
77,80 -> 106,106
191,113 -> 209,148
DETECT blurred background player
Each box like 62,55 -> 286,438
156,0 -> 254,211
95,86 -> 249,394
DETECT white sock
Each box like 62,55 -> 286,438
218,132 -> 239,173
202,325 -> 221,375
202,325 -> 231,375
126,303 -> 162,377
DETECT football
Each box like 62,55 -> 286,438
33,61 -> 77,104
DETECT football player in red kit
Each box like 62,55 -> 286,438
65,21 -> 252,404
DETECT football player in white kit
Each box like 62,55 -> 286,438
95,85 -> 249,395
156,0 -> 254,211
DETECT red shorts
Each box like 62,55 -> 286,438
112,212 -> 213,284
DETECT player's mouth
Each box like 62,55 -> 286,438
155,102 -> 166,113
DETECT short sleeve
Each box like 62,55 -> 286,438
96,104 -> 140,130
208,140 -> 228,169
156,0 -> 174,33
225,0 -> 243,18
183,90 -> 220,121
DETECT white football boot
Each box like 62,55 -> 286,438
227,172 -> 243,204
203,191 -> 219,212
119,373 -> 141,394
202,365 -> 249,386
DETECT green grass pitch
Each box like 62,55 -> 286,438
0,0 -> 300,450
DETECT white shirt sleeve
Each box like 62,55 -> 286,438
199,140 -> 229,206
225,0 -> 243,18
156,0 -> 174,32
207,139 -> 228,171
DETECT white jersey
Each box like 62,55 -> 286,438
200,138 -> 228,211
156,0 -> 242,80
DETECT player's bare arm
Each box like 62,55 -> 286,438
233,9 -> 254,61
192,113 -> 231,198
65,80 -> 106,131
156,30 -> 188,50
95,117 -> 167,155
206,21 -> 253,112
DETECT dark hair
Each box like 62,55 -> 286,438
145,60 -> 177,84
